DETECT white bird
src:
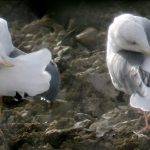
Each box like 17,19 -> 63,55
107,14 -> 150,131
0,18 -> 52,148
0,18 -> 51,98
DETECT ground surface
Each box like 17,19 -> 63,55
0,1 -> 150,150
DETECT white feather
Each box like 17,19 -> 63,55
130,94 -> 150,111
0,48 -> 51,96
107,14 -> 150,111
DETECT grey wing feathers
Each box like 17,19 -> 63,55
38,62 -> 60,101
139,68 -> 150,87
142,18 -> 150,44
110,50 -> 148,96
9,47 -> 26,58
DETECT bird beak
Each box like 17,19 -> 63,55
0,60 -> 14,67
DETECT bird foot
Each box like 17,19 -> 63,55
133,125 -> 150,140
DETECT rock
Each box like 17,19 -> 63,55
45,128 -> 80,149
12,16 -> 65,54
25,33 -> 34,38
54,117 -> 75,129
87,72 -> 118,98
67,18 -> 76,32
20,110 -> 29,117
7,116 -> 15,123
57,46 -> 72,61
74,113 -> 93,121
90,120 -> 112,138
23,44 -> 32,51
89,107 -> 140,138
1,110 -> 13,123
76,27 -> 99,50
0,129 -> 8,150
33,115 -> 52,123
74,119 -> 92,129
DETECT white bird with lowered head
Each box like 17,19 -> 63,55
107,13 -> 150,131
0,18 -> 52,100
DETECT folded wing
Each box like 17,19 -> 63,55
0,48 -> 51,96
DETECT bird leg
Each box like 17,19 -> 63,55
139,112 -> 150,132
144,112 -> 150,129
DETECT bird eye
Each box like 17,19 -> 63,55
130,41 -> 137,45
126,39 -> 137,45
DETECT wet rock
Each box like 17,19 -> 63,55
76,27 -> 99,50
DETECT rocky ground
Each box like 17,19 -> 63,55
0,1 -> 150,150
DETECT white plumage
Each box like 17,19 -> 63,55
106,13 -> 150,130
0,49 -> 51,96
0,18 -> 51,97
107,14 -> 150,111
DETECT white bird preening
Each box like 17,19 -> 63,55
0,18 -> 52,148
107,13 -> 150,131
0,18 -> 51,98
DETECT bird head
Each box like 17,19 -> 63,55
0,18 -> 14,55
109,14 -> 150,55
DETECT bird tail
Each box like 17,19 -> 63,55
130,93 -> 150,111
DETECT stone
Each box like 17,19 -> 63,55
87,72 -> 118,98
45,128 -> 80,149
32,115 -> 52,123
74,113 -> 93,121
74,119 -> 92,129
76,27 -> 99,50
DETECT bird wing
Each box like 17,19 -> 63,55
0,18 -> 14,55
9,47 -> 26,58
9,48 -> 59,101
0,48 -> 51,96
110,50 -> 149,97
37,62 -> 60,101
